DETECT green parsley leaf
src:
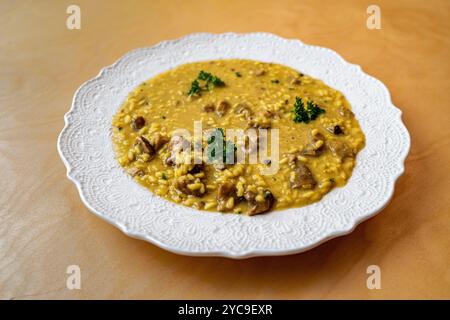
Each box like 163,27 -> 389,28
206,128 -> 236,164
188,79 -> 201,96
292,97 -> 325,123
187,71 -> 225,96
306,100 -> 326,120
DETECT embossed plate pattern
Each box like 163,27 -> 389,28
57,33 -> 410,258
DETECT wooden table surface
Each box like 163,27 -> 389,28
1,0 -> 449,299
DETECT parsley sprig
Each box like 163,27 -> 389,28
207,128 -> 236,164
188,80 -> 201,96
188,71 -> 225,96
292,97 -> 325,123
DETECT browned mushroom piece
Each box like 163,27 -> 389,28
326,125 -> 344,135
255,69 -> 266,76
287,153 -> 297,166
128,167 -> 144,177
301,132 -> 326,157
194,201 -> 205,210
174,176 -> 205,197
202,103 -> 215,113
290,162 -> 317,189
216,100 -> 230,117
165,136 -> 191,165
290,77 -> 301,85
135,136 -> 156,159
188,164 -> 203,174
152,133 -> 169,151
169,135 -> 191,151
216,182 -> 238,212
338,106 -> 354,118
131,116 -> 146,131
262,110 -> 275,119
245,190 -> 275,215
234,103 -> 253,119
165,157 -> 175,166
327,140 -> 354,159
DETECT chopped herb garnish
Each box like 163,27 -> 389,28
161,173 -> 167,180
188,71 -> 225,96
207,128 -> 236,163
292,97 -> 325,123
306,100 -> 326,120
271,79 -> 280,83
293,97 -> 310,123
188,79 -> 201,96
235,72 -> 242,77
198,70 -> 225,89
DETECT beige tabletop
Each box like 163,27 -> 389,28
1,0 -> 449,299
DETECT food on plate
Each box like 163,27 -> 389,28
112,59 -> 365,215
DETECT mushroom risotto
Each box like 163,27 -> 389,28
112,59 -> 365,215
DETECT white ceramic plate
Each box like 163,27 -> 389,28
57,33 -> 410,258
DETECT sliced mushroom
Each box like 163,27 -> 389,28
290,163 -> 317,189
165,136 -> 191,165
128,167 -> 144,177
245,190 -> 275,215
131,116 -> 146,131
301,131 -> 326,157
152,133 -> 169,151
202,103 -> 215,113
287,153 -> 297,166
216,100 -> 230,117
217,182 -> 238,212
338,106 -> 354,118
262,110 -> 276,119
290,77 -> 301,85
135,136 -> 155,159
327,125 -> 344,135
327,140 -> 353,159
255,69 -> 266,76
188,164 -> 203,174
234,103 -> 253,119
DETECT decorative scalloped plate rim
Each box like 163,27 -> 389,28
57,33 -> 410,259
